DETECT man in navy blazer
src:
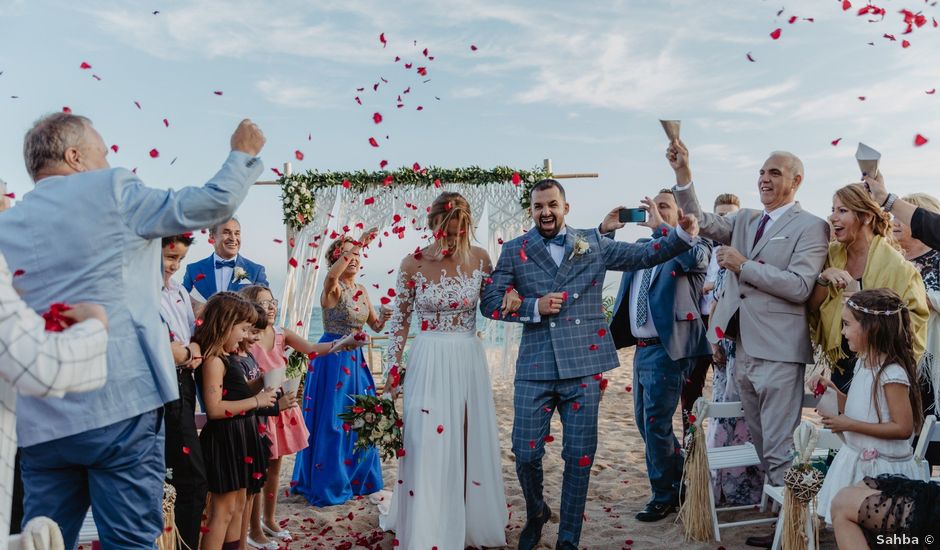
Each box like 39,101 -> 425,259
0,113 -> 265,548
609,189 -> 712,522
183,217 -> 268,301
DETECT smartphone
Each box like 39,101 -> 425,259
619,208 -> 647,223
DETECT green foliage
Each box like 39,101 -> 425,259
278,166 -> 551,230
336,395 -> 404,462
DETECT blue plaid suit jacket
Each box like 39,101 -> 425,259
481,226 -> 692,381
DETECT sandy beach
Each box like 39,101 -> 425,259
271,348 -> 835,549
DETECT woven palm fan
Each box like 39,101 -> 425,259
781,421 -> 824,550
157,482 -> 184,550
678,397 -> 712,541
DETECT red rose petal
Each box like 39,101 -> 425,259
182,446 -> 190,455
213,90 -> 223,96
914,134 -> 929,147
149,148 -> 159,158
369,137 -> 379,147
470,44 -> 478,51
715,326 -> 725,339
437,425 -> 444,434
379,33 -> 387,47
770,28 -> 782,40
289,257 -> 298,268
295,150 -> 304,161
79,61 -> 91,69
831,137 -> 842,146
194,273 -> 206,282
686,312 -> 694,321
364,197 -> 375,205
244,456 -> 254,464
578,455 -> 591,467
597,328 -> 607,337
842,0 -> 851,11
110,144 -> 119,153
271,168 -> 283,177
373,112 -> 383,124
511,172 -> 521,185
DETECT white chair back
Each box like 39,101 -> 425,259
914,415 -> 938,479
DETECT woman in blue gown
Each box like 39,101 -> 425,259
292,231 -> 391,506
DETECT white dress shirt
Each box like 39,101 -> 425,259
213,253 -> 236,293
161,279 -> 196,344
628,265 -> 660,338
758,202 -> 796,234
700,250 -> 721,314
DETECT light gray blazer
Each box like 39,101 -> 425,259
674,184 -> 829,364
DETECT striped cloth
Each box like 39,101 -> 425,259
0,253 -> 108,547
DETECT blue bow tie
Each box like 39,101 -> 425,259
215,259 -> 236,269
543,234 -> 566,247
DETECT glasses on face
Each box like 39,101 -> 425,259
260,299 -> 278,309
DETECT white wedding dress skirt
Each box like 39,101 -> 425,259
380,330 -> 508,549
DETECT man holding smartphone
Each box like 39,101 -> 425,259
608,189 -> 712,521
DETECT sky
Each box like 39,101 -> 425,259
2,0 -> 939,299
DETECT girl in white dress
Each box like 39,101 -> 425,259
810,288 -> 927,524
379,192 -> 520,549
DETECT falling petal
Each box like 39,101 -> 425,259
149,148 -> 159,158
914,134 -> 929,147
79,61 -> 92,69
770,28 -> 782,40
373,112 -> 383,124
831,137 -> 842,146
295,150 -> 304,161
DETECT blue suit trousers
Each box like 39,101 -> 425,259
20,408 -> 166,549
633,344 -> 691,505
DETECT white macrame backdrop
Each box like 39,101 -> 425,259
279,183 -> 530,379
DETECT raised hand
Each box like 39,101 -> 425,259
638,196 -> 665,230
600,205 -> 627,234
862,172 -> 888,205
677,209 -> 700,239
360,226 -> 380,248
230,119 -> 266,157
666,139 -> 692,185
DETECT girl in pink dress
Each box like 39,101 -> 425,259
239,285 -> 363,542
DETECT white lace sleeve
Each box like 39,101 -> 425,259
383,264 -> 415,378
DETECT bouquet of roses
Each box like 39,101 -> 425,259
337,394 -> 404,461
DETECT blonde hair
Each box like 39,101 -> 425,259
428,192 -> 474,263
902,192 -> 940,215
834,183 -> 894,242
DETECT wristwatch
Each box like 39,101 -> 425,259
816,274 -> 831,287
881,193 -> 898,213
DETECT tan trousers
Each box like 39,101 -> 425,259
733,343 -> 806,486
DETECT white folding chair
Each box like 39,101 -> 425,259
765,427 -> 843,550
913,414 -> 938,481
77,509 -> 98,545
702,400 -> 776,541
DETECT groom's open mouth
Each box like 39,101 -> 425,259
538,215 -> 557,233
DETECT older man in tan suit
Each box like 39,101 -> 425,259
666,141 -> 828,544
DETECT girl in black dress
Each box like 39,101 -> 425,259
193,292 -> 277,550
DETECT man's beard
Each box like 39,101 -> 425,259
536,215 -> 562,238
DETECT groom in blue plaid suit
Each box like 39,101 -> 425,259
481,180 -> 701,550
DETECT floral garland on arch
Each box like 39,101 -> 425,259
278,165 -> 551,230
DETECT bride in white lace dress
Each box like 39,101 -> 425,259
380,192 -> 519,549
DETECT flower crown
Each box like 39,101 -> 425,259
846,298 -> 905,316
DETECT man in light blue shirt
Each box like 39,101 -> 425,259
0,112 -> 265,548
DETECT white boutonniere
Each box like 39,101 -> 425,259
232,267 -> 249,283
569,233 -> 591,260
